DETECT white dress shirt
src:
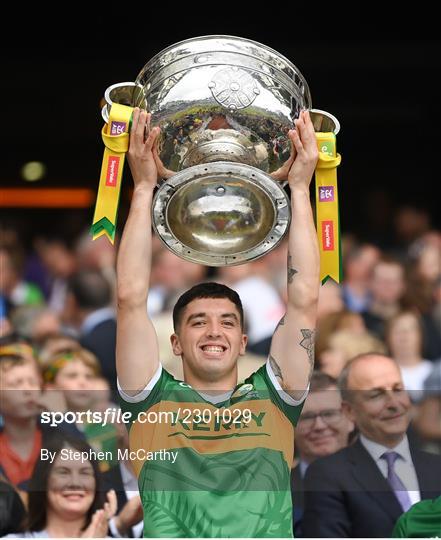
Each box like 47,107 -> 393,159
359,434 -> 421,506
299,459 -> 309,479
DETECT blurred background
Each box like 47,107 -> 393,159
3,10 -> 440,247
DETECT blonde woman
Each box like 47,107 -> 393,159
318,329 -> 386,378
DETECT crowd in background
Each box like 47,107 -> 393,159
0,201 -> 440,537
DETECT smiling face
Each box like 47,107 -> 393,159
52,360 -> 96,411
47,446 -> 96,521
343,355 -> 411,447
170,297 -> 247,387
296,386 -> 354,463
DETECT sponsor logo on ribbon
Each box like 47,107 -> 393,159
320,142 -> 334,156
322,220 -> 334,251
110,121 -> 126,135
106,156 -> 120,187
319,186 -> 335,202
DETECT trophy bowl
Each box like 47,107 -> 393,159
102,35 -> 337,265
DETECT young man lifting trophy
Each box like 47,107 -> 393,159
93,35 -> 341,538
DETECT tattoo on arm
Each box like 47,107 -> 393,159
287,252 -> 298,284
274,315 -> 286,333
269,354 -> 283,384
269,329 -> 316,396
300,328 -> 316,376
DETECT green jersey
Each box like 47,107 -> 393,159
119,362 -> 306,538
392,496 -> 441,538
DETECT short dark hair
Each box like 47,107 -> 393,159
172,282 -> 244,332
25,434 -> 104,533
68,270 -> 111,310
309,371 -> 338,393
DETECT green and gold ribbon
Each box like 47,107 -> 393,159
315,132 -> 342,284
90,103 -> 134,243
0,342 -> 36,361
42,352 -> 75,383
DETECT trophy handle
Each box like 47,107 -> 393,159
309,109 -> 340,135
101,82 -> 146,124
269,109 -> 339,186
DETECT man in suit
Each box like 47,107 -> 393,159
64,270 -> 117,390
302,353 -> 441,537
291,371 -> 354,535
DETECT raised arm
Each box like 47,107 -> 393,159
269,110 -> 320,400
116,109 -> 161,395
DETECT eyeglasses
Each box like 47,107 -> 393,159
298,409 -> 343,429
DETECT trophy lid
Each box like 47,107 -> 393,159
135,35 -> 312,113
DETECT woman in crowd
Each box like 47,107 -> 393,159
5,435 -> 116,538
315,309 -> 367,362
317,328 -> 386,379
385,309 -> 433,402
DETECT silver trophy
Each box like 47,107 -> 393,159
102,35 -> 339,266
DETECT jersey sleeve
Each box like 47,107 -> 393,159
391,513 -> 408,538
117,364 -> 169,422
245,361 -> 308,426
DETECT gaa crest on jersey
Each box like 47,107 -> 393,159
231,383 -> 254,399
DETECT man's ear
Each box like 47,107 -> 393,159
170,333 -> 182,356
239,334 -> 248,356
342,400 -> 356,424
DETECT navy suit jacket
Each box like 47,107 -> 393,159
291,464 -> 305,537
80,317 -> 117,390
302,439 -> 441,537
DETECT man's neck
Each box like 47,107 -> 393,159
183,368 -> 237,394
3,417 -> 38,459
361,432 -> 406,450
3,417 -> 37,443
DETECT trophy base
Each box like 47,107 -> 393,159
152,162 -> 290,266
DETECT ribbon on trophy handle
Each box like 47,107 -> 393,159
90,103 -> 134,243
314,132 -> 342,284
